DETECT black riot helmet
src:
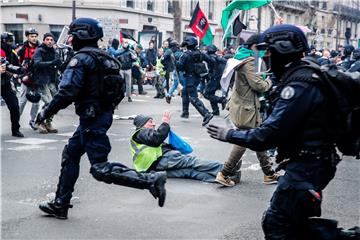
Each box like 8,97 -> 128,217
68,18 -> 103,41
343,44 -> 355,57
1,32 -> 15,44
257,24 -> 309,79
257,24 -> 309,55
169,39 -> 179,48
206,44 -> 218,54
353,48 -> 360,61
26,89 -> 41,103
181,36 -> 198,49
25,28 -> 38,36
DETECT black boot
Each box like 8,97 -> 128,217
202,113 -> 214,126
339,226 -> 360,239
90,162 -> 167,207
12,130 -> 24,138
180,111 -> 189,119
39,199 -> 73,219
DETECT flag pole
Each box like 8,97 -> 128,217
221,10 -> 241,47
268,2 -> 280,19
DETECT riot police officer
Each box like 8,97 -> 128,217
341,44 -> 355,70
176,36 -> 214,126
36,18 -> 166,220
347,48 -> 360,73
207,24 -> 359,239
1,32 -> 24,137
203,44 -> 227,116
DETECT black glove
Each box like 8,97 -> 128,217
35,108 -> 47,125
206,124 -> 231,142
52,59 -> 62,68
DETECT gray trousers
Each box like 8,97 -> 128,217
18,83 -> 40,122
155,150 -> 223,182
222,144 -> 274,176
120,69 -> 132,97
38,82 -> 57,123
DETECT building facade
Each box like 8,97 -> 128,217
1,0 -> 359,50
0,0 -> 226,48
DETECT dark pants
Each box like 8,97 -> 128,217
55,111 -> 114,203
132,66 -> 144,94
1,82 -> 21,133
204,76 -> 223,114
181,76 -> 210,117
262,187 -> 346,240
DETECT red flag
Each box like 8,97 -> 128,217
119,31 -> 123,44
189,2 -> 209,40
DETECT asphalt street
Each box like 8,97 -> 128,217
1,86 -> 359,239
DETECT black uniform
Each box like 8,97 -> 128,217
37,18 -> 166,220
176,47 -> 214,125
0,46 -> 23,137
203,52 -> 227,115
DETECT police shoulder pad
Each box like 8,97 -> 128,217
68,58 -> 78,67
280,86 -> 295,100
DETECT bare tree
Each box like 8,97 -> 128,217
172,0 -> 182,42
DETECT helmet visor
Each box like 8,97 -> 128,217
57,26 -> 72,48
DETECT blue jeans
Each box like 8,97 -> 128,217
168,71 -> 180,96
155,150 -> 223,182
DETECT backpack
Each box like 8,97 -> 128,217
290,59 -> 360,158
189,50 -> 209,77
77,49 -> 125,109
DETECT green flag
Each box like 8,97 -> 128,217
221,0 -> 272,38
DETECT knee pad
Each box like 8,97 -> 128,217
90,162 -> 113,184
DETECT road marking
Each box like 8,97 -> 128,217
5,138 -> 58,145
242,163 -> 261,171
8,145 -> 45,151
57,132 -> 74,137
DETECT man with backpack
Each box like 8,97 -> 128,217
207,24 -> 360,239
176,36 -> 214,126
36,18 -> 166,220
17,28 -> 40,131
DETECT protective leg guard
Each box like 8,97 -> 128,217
90,162 -> 167,207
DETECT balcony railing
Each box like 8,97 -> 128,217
334,3 -> 360,21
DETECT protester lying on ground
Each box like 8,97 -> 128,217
130,111 -> 225,184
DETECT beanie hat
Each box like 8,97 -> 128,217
133,115 -> 152,129
43,32 -> 55,41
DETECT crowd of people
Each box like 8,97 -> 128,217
1,17 -> 360,239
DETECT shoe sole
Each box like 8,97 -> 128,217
215,179 -> 235,187
39,205 -> 67,220
263,181 -> 278,185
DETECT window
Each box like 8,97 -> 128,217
50,25 -> 64,41
147,0 -> 154,11
167,0 -> 173,14
208,0 -> 214,20
295,15 -> 299,25
286,14 -> 291,23
190,0 -> 196,16
5,24 -> 23,44
126,0 -> 134,8
322,2 -> 327,9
